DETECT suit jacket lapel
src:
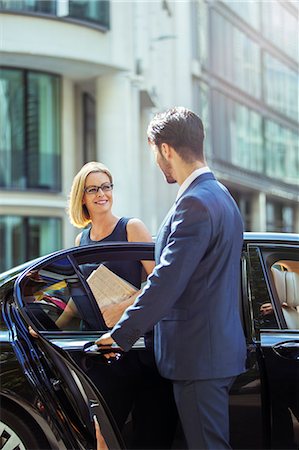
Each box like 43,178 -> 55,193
155,204 -> 175,263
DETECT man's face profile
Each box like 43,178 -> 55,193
150,144 -> 176,184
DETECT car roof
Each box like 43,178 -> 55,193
243,232 -> 299,244
1,232 -> 298,285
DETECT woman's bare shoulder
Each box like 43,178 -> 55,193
126,218 -> 152,243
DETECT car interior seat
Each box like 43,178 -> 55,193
271,268 -> 299,329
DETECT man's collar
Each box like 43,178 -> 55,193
176,166 -> 211,201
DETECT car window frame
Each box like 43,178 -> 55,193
247,243 -> 299,337
14,242 -> 155,336
260,244 -> 299,331
246,243 -> 283,340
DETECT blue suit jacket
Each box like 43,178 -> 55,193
112,173 -> 247,380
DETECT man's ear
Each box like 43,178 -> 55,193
160,143 -> 172,160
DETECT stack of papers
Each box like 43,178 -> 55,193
87,264 -> 138,310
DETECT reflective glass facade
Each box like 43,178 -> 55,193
0,216 -> 62,272
211,9 -> 261,98
262,1 -> 298,61
212,90 -> 299,184
223,0 -> 299,62
221,0 -> 259,30
194,0 -> 208,66
195,82 -> 211,156
213,91 -> 264,173
264,53 -> 298,121
0,68 -> 61,191
265,121 -> 299,185
194,0 -> 298,232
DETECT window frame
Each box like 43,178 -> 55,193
0,66 -> 61,192
15,242 -> 155,334
247,243 -> 299,337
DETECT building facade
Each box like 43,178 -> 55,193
193,0 -> 299,232
0,0 -> 298,272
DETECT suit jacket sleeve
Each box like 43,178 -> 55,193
111,195 -> 212,351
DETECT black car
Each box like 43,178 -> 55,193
0,232 -> 298,450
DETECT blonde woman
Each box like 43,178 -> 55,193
68,161 -> 154,327
68,162 -> 177,450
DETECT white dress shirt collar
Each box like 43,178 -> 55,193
176,166 -> 211,201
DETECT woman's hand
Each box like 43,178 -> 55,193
101,291 -> 140,327
101,303 -> 126,328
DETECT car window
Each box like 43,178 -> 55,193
269,258 -> 299,330
18,246 -> 155,333
19,256 -> 103,331
248,245 -> 299,333
247,246 -> 279,334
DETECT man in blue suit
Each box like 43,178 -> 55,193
97,107 -> 247,449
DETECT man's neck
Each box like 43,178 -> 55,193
175,160 -> 206,185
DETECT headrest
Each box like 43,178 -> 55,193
271,268 -> 299,308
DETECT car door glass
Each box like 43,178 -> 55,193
270,259 -> 299,329
19,256 -> 104,331
19,248 -> 155,333
247,246 -> 279,332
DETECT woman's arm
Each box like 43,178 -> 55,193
101,219 -> 155,327
126,218 -> 155,275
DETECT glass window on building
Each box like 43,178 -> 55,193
214,90 -> 263,173
221,0 -> 260,30
233,104 -> 251,169
266,202 -> 295,233
212,90 -> 229,161
0,1 -> 110,28
0,68 -> 61,191
264,53 -> 299,122
194,81 -> 211,156
0,0 -> 55,14
193,0 -> 209,67
68,0 -> 110,28
262,1 -> 298,62
83,93 -> 96,163
211,10 -> 261,98
0,216 -> 62,272
265,120 -> 299,185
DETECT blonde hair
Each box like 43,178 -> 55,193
68,162 -> 113,228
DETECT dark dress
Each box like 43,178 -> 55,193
80,218 -> 177,449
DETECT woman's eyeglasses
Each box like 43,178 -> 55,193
84,183 -> 114,195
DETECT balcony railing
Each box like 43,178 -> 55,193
0,0 -> 110,29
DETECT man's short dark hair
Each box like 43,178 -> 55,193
147,106 -> 205,162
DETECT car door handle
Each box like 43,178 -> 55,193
273,341 -> 299,360
83,342 -> 123,356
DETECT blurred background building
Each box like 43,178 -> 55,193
0,0 -> 298,271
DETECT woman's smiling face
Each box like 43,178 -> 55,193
83,171 -> 113,215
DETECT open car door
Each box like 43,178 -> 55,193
10,242 -> 155,450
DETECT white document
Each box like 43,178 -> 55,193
86,264 -> 138,310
